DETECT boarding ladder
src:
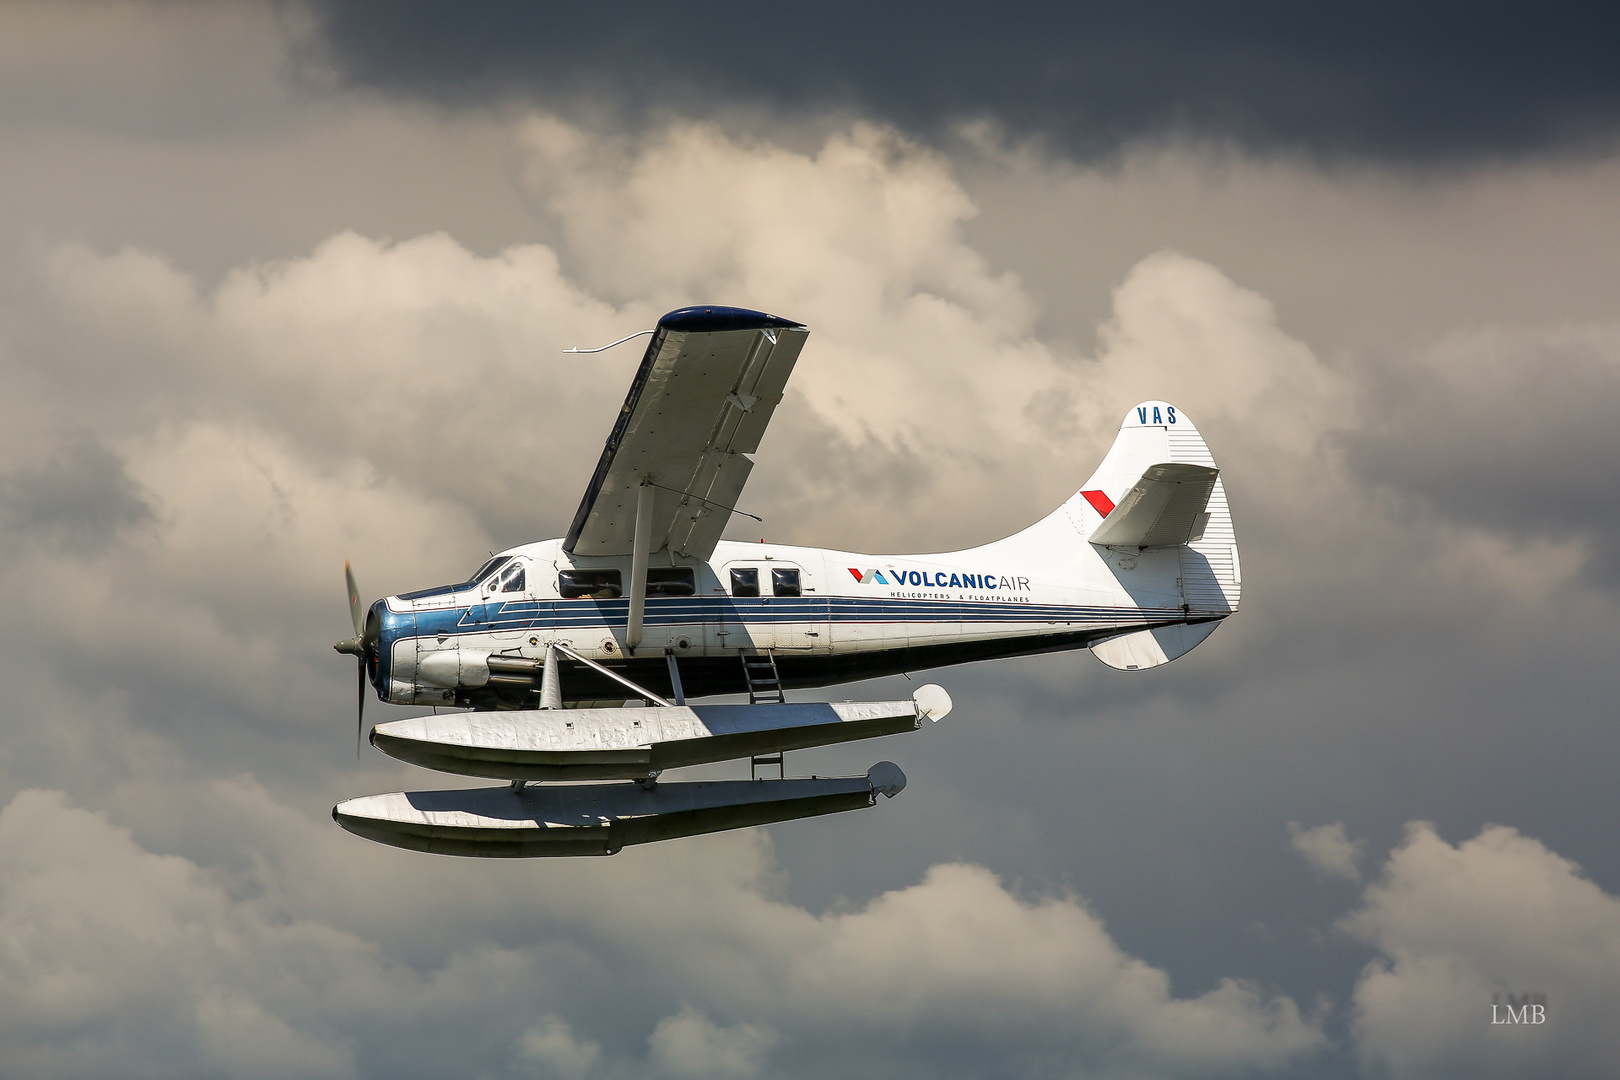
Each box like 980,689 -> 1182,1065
742,650 -> 786,778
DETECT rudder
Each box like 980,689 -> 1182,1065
1070,402 -> 1241,670
1064,400 -> 1240,617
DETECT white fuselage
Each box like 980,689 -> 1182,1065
371,524 -> 1208,708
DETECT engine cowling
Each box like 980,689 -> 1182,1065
417,649 -> 491,689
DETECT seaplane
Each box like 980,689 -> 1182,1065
332,306 -> 1240,856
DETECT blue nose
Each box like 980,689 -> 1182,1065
367,599 -> 389,692
370,600 -> 420,696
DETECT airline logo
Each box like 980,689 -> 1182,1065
849,568 -> 1029,591
1137,404 -> 1178,425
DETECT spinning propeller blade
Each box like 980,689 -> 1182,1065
356,652 -> 367,760
345,560 -> 364,639
336,561 -> 377,760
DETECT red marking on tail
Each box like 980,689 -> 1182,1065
1081,490 -> 1115,516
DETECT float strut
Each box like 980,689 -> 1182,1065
665,649 -> 687,706
626,480 -> 653,652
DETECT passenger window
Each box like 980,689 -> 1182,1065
771,568 -> 802,597
730,568 -> 759,597
559,569 -> 622,599
646,568 -> 696,597
499,564 -> 526,593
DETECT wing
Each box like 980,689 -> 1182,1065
564,306 -> 809,561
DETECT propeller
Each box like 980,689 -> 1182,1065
334,560 -> 377,758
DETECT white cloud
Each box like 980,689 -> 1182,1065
0,786 -> 1324,1080
518,118 -> 1100,550
767,863 -> 1325,1076
1344,823 -> 1620,1079
0,789 -> 359,1080
515,1015 -> 600,1080
648,1008 -> 776,1079
1289,822 -> 1366,882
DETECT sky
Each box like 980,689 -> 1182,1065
1,2 -> 1618,1078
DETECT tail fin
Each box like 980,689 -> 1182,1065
1066,401 -> 1240,617
985,401 -> 1241,669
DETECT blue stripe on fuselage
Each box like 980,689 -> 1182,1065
395,596 -> 1185,641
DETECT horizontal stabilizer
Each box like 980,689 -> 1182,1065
369,687 -> 948,781
1089,462 -> 1218,549
1090,622 -> 1221,670
332,765 -> 905,858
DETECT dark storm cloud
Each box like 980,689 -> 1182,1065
311,0 -> 1620,162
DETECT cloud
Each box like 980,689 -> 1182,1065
1343,822 -> 1620,1079
514,1015 -> 600,1080
1339,322 -> 1620,583
0,183 -> 1344,1080
26,116 -> 1593,675
0,786 -> 1324,1080
0,434 -> 155,555
0,0 -> 316,136
311,1 -> 1620,162
1289,823 -> 1365,882
765,862 -> 1325,1077
647,1009 -> 776,1079
0,789 -> 359,1079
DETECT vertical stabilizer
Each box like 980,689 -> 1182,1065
965,400 -> 1241,669
1064,401 -> 1241,617
1034,402 -> 1242,670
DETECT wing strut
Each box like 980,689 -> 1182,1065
552,642 -> 673,706
627,480 -> 653,652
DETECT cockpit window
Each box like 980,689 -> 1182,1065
730,567 -> 759,597
498,563 -> 526,593
471,555 -> 511,584
559,569 -> 622,599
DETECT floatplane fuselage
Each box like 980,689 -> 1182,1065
333,307 -> 1240,856
366,516 -> 1232,709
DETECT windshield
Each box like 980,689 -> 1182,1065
469,555 -> 511,585
395,555 -> 514,602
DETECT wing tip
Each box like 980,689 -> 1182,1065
658,306 -> 805,333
